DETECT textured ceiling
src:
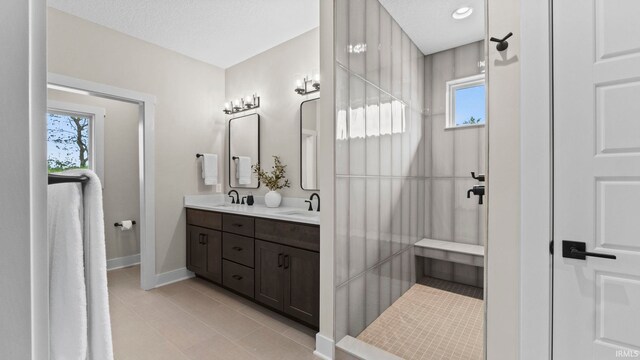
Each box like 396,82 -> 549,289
379,0 -> 485,55
47,0 -> 319,69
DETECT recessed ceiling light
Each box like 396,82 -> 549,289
452,6 -> 473,20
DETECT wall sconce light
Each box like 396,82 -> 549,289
294,75 -> 320,96
223,94 -> 260,114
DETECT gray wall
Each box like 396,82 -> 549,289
423,41 -> 486,287
0,0 -> 47,357
334,0 -> 425,342
47,89 -> 141,262
48,8 -> 227,274
224,28 -> 320,198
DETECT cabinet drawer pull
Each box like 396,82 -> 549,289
231,274 -> 243,281
232,246 -> 243,251
278,253 -> 284,267
284,255 -> 290,269
232,223 -> 243,228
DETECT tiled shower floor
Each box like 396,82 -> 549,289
356,277 -> 483,360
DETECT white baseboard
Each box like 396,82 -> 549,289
154,267 -> 194,288
107,254 -> 140,271
314,333 -> 335,360
336,336 -> 402,360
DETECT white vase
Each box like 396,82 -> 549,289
264,190 -> 282,208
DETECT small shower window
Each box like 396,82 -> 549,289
445,74 -> 486,128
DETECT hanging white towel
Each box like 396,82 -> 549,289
201,153 -> 218,185
48,180 -> 87,360
49,169 -> 114,360
237,156 -> 252,185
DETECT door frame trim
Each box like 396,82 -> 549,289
48,73 -> 158,291
519,0 -> 554,358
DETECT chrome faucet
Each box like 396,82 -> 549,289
309,192 -> 320,212
228,190 -> 239,204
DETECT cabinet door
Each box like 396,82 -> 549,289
203,228 -> 222,283
186,225 -> 222,283
186,225 -> 208,274
283,246 -> 319,327
254,240 -> 284,311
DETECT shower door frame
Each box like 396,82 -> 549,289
47,73 -> 158,291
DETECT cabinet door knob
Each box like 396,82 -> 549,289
278,253 -> 284,268
232,274 -> 243,280
232,246 -> 243,251
283,255 -> 290,269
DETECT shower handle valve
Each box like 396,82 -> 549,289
467,185 -> 485,205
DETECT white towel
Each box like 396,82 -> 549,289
48,179 -> 87,360
237,156 -> 252,185
49,169 -> 114,360
201,153 -> 218,185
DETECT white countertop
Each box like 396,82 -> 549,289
184,194 -> 320,225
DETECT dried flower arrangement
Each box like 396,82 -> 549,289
252,155 -> 291,191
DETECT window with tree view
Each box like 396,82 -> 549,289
47,112 -> 91,173
446,74 -> 486,128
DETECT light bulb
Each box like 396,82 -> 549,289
452,7 -> 473,20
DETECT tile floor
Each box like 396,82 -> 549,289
108,265 -> 318,360
357,277 -> 484,360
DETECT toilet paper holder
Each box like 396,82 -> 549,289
114,221 -> 137,227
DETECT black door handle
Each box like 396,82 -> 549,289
198,234 -> 206,245
232,246 -> 243,251
283,255 -> 290,269
278,253 -> 284,268
562,240 -> 616,260
232,274 -> 243,280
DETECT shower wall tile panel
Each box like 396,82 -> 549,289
349,178 -> 366,278
335,0 -> 427,340
423,40 -> 486,284
365,178 -> 380,268
348,0 -> 366,76
365,0 -> 380,86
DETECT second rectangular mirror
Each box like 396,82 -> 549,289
300,98 -> 319,191
229,113 -> 260,188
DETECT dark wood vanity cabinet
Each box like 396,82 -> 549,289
186,225 -> 222,283
255,240 -> 319,327
186,208 -> 319,328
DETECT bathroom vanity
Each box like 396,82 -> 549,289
185,205 -> 320,328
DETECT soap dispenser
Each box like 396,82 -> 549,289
247,192 -> 254,206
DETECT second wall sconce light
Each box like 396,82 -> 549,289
295,74 -> 320,96
223,94 -> 260,115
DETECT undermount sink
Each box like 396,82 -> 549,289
278,210 -> 319,217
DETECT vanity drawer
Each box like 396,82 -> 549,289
222,214 -> 254,237
186,209 -> 222,230
255,218 -> 320,252
222,260 -> 254,298
222,233 -> 254,268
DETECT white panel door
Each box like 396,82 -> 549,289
554,0 -> 640,359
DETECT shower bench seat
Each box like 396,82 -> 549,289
414,239 -> 484,267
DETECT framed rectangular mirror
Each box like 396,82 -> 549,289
229,113 -> 260,188
300,98 -> 319,191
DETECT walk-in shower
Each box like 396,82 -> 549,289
334,0 -> 487,358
